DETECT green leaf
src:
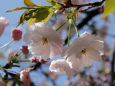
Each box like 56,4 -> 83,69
28,18 -> 38,26
32,7 -> 53,22
23,0 -> 36,6
6,7 -> 32,12
18,6 -> 53,25
18,9 -> 36,25
101,0 -> 115,18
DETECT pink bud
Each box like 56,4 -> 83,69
0,80 -> 5,86
20,70 -> 31,86
40,59 -> 47,64
12,29 -> 22,41
30,56 -> 38,63
0,17 -> 9,36
20,46 -> 29,55
103,76 -> 109,83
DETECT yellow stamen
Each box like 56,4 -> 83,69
81,48 -> 87,55
42,37 -> 48,45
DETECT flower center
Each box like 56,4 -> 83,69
42,37 -> 48,45
81,48 -> 87,55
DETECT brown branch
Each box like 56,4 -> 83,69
63,0 -> 105,10
111,40 -> 115,86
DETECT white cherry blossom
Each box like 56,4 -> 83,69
24,23 -> 64,60
49,59 -> 76,75
62,32 -> 104,71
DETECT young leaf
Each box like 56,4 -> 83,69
7,7 -> 32,12
23,0 -> 36,6
18,6 -> 53,25
28,18 -> 38,26
32,7 -> 53,22
18,9 -> 36,25
101,0 -> 115,18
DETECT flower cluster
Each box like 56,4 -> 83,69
24,22 -> 104,75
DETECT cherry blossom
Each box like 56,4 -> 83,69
0,17 -> 9,36
20,70 -> 31,86
24,23 -> 64,60
49,59 -> 76,75
62,32 -> 104,71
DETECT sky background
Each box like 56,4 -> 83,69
0,0 -> 115,86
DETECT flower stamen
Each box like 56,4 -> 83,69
42,37 -> 48,45
81,48 -> 87,55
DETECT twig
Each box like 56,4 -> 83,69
111,38 -> 115,86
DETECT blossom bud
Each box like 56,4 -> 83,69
30,56 -> 38,63
40,59 -> 47,64
20,70 -> 31,86
103,75 -> 109,83
12,29 -> 22,41
0,80 -> 5,86
20,46 -> 29,55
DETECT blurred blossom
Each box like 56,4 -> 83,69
70,28 -> 76,37
88,75 -> 95,85
75,78 -> 86,86
11,29 -> 22,41
62,32 -> 104,72
7,80 -> 14,86
0,17 -> 9,36
0,80 -> 5,86
24,23 -> 64,60
65,80 -> 72,86
104,60 -> 111,73
39,58 -> 47,64
49,59 -> 76,75
104,16 -> 110,22
104,42 -> 111,57
71,0 -> 89,5
41,80 -> 48,86
53,17 -> 68,34
7,49 -> 17,60
29,56 -> 38,63
20,69 -> 31,86
102,75 -> 109,83
98,26 -> 108,38
49,72 -> 59,80
76,12 -> 82,19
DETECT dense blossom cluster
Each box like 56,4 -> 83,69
24,22 -> 104,75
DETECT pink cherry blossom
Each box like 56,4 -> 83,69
20,70 -> 31,86
24,23 -> 64,60
0,17 -> 9,36
0,80 -> 5,86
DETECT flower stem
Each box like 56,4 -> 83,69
68,20 -> 72,46
56,20 -> 68,31
72,20 -> 80,37
0,40 -> 14,49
